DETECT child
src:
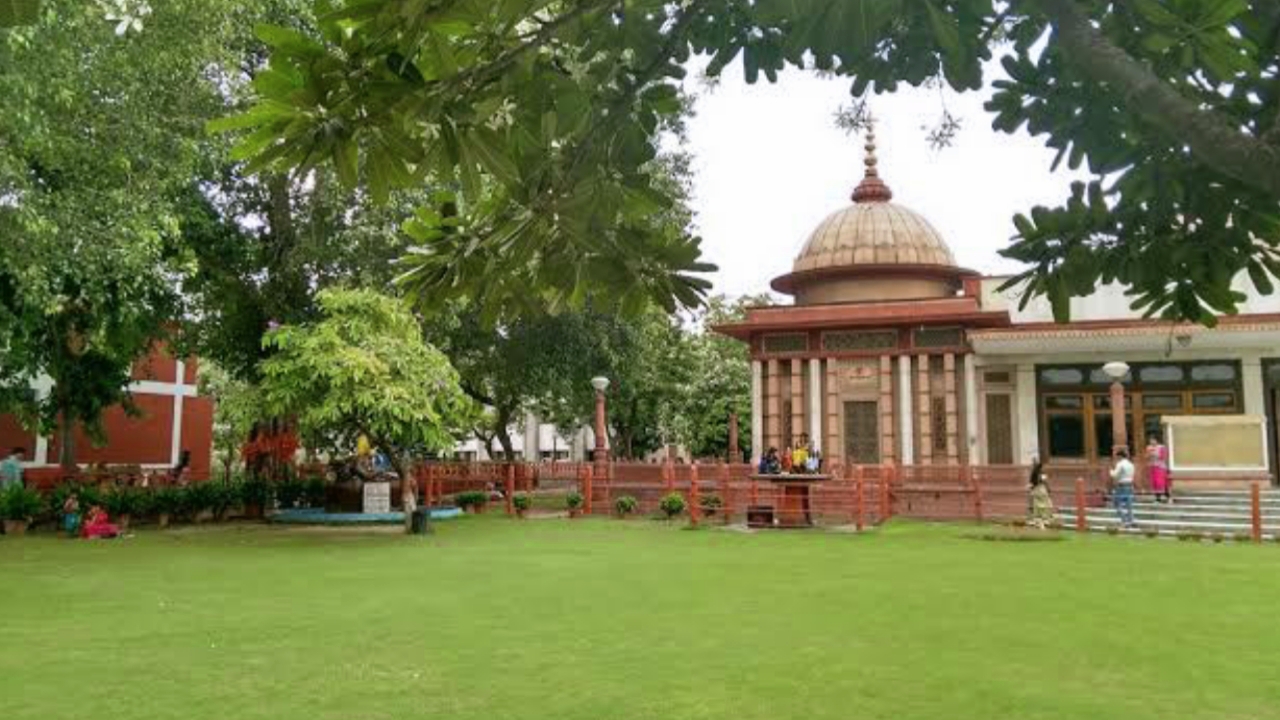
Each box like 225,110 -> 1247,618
62,492 -> 81,537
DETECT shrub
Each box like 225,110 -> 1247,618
209,480 -> 242,519
152,487 -> 185,520
565,491 -> 584,511
659,492 -> 686,519
240,477 -> 274,509
104,486 -> 146,519
183,482 -> 216,519
1142,528 -> 1159,539
1105,525 -> 1120,536
614,495 -> 638,516
303,477 -> 327,508
1009,518 -> 1027,529
0,485 -> 43,522
275,478 -> 304,509
1210,532 -> 1225,544
456,490 -> 488,509
513,493 -> 532,512
1232,532 -> 1253,543
699,493 -> 723,516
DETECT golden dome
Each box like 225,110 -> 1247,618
771,120 -> 970,304
792,201 -> 955,273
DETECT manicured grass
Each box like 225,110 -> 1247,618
2,518 -> 1279,720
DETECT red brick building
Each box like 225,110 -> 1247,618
0,347 -> 214,485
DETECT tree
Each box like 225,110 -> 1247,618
678,294 -> 771,460
223,0 -> 1280,323
0,0 -> 241,466
260,289 -> 470,529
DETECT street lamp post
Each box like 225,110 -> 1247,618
590,376 -> 610,465
1102,361 -> 1130,458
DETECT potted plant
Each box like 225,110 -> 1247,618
1,484 -> 42,536
513,493 -> 532,518
153,486 -> 183,528
614,495 -> 638,518
455,491 -> 488,514
565,490 -> 584,518
104,486 -> 143,532
699,493 -> 723,518
209,479 -> 242,521
659,492 -> 686,521
275,478 -> 304,510
240,476 -> 273,519
184,482 -> 215,523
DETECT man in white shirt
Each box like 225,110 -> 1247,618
1110,449 -> 1136,527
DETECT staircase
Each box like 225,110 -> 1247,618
1057,489 -> 1280,539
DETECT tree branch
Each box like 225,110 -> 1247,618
1036,0 -> 1280,196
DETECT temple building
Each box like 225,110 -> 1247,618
714,128 -> 1280,487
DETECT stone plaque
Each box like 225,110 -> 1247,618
362,481 -> 391,514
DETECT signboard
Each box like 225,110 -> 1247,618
362,482 -> 391,514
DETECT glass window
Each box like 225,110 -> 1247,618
1144,415 -> 1165,445
1140,365 -> 1184,383
1044,412 -> 1085,456
1089,368 -> 1131,385
1041,368 -> 1084,385
1045,395 -> 1084,410
1191,392 -> 1236,410
1093,394 -> 1133,410
1142,394 -> 1183,410
1047,415 -> 1086,458
1093,413 -> 1134,457
1190,364 -> 1236,383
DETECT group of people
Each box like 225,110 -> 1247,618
757,434 -> 822,475
60,492 -> 123,539
1027,435 -> 1170,529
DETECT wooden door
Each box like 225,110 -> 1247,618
985,394 -> 1014,465
843,401 -> 880,464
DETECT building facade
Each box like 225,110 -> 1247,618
0,347 -> 214,483
715,129 -> 1279,487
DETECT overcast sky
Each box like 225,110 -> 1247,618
681,62 -> 1091,300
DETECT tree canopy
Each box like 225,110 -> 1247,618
219,0 -> 1280,324
0,0 -> 240,463
260,288 -> 470,475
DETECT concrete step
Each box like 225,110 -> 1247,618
1059,510 -> 1279,534
1071,525 -> 1277,541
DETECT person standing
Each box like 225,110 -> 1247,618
1146,435 -> 1171,503
1028,470 -> 1056,530
1110,449 -> 1136,528
1,446 -> 24,489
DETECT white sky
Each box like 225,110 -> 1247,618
682,62 -> 1091,299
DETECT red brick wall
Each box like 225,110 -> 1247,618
182,396 -> 215,479
47,394 -> 174,465
0,415 -> 36,456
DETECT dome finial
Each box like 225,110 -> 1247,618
851,113 -> 893,203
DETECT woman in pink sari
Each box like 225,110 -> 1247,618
1146,435 -> 1171,503
81,505 -> 121,539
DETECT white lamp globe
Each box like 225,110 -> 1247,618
590,376 -> 610,392
1101,361 -> 1131,381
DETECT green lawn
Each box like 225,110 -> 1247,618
2,518 -> 1278,720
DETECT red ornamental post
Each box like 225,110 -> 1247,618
689,462 -> 701,527
728,412 -> 740,464
719,462 -> 730,524
505,464 -> 515,516
855,465 -> 865,532
1251,482 -> 1263,543
880,464 -> 892,520
664,459 -> 674,493
1075,477 -> 1086,533
584,464 -> 594,516
969,466 -> 984,523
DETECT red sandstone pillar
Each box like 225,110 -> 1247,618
854,464 -> 864,531
664,459 -> 674,493
584,464 -> 594,516
1075,477 -> 1086,533
1110,380 -> 1128,457
968,465 -> 983,523
880,464 -> 892,520
689,462 -> 701,527
719,462 -> 730,524
1251,482 -> 1263,543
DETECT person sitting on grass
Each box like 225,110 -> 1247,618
62,492 -> 81,537
81,505 -> 121,540
1028,468 -> 1055,529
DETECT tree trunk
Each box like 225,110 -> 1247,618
57,402 -> 76,471
493,406 -> 516,460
